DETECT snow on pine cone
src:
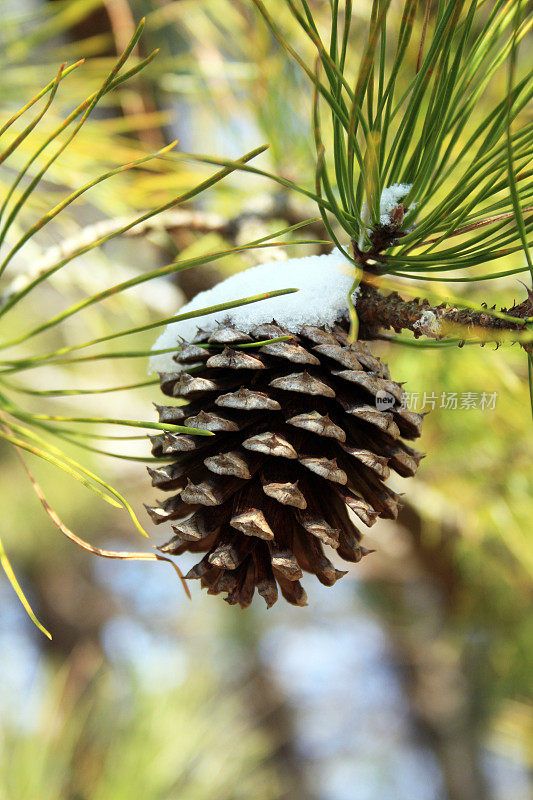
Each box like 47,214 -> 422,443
146,320 -> 424,608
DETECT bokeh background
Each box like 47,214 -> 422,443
1,1 -> 532,799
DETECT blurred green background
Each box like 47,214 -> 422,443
0,1 -> 531,799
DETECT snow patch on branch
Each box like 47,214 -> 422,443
363,183 -> 414,226
150,251 -> 358,373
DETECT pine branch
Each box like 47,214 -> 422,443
356,281 -> 533,352
6,198 -> 529,352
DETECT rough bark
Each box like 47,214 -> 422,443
357,281 -> 533,352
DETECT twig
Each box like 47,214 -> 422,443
356,280 -> 533,351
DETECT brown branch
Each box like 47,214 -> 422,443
356,281 -> 533,351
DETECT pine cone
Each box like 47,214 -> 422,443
146,321 -> 424,608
